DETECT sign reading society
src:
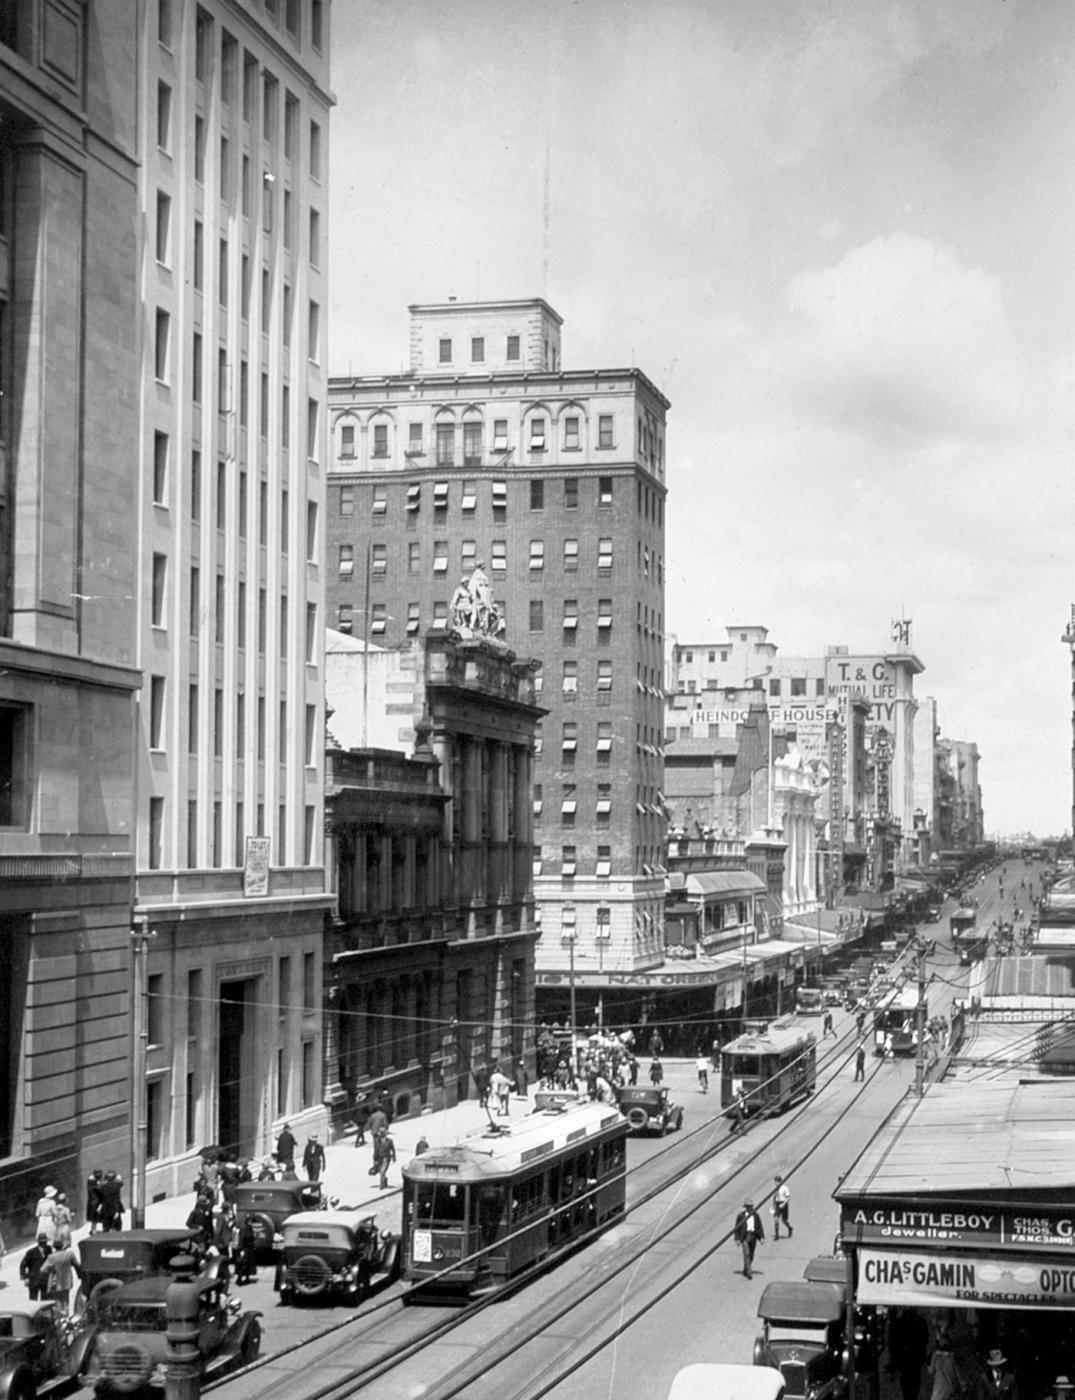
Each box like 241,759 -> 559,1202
858,1248 -> 1075,1311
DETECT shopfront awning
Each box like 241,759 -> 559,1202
686,871 -> 767,898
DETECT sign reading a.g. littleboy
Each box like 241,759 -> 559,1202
841,1199 -> 1075,1253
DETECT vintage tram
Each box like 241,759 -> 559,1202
872,984 -> 926,1055
720,1021 -> 817,1119
400,1092 -> 627,1299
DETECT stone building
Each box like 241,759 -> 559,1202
324,625 -> 543,1117
325,298 -> 671,1015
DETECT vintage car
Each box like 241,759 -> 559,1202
76,1274 -> 260,1395
275,1209 -> 400,1305
231,1180 -> 323,1254
669,1364 -> 785,1400
76,1231 -> 218,1317
614,1085 -> 684,1136
754,1281 -> 849,1400
0,1302 -> 79,1400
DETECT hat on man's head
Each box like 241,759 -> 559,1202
744,1198 -> 754,1207
44,1185 -> 57,1198
988,1351 -> 1007,1369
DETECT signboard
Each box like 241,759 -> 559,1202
842,1201 -> 1075,1253
858,1247 -> 1075,1311
243,836 -> 271,898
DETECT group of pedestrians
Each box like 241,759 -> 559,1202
887,1312 -> 1027,1400
732,1174 -> 793,1280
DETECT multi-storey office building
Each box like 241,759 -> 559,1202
134,0 -> 332,1200
326,300 -> 670,997
0,0 -> 143,1230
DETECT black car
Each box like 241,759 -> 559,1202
615,1085 -> 684,1135
276,1209 -> 400,1305
0,1302 -> 78,1400
231,1180 -> 324,1254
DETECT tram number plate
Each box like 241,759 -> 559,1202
413,1230 -> 432,1263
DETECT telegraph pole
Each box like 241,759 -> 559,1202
1063,607 -> 1075,842
914,939 -> 927,1097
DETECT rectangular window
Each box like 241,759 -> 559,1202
406,483 -> 421,513
461,539 -> 476,573
306,501 -> 317,559
563,416 -> 580,450
305,602 -> 317,662
432,602 -> 448,631
153,432 -> 169,505
307,398 -> 319,459
598,414 -> 614,448
597,721 -> 612,761
597,538 -> 613,570
151,553 -> 167,626
561,846 -> 577,878
371,543 -> 386,575
491,540 -> 506,572
148,797 -> 164,869
219,137 -> 230,202
154,309 -> 170,382
596,846 -> 612,878
492,480 -> 507,511
372,485 -> 387,516
191,332 -> 202,402
279,594 -> 288,654
337,604 -> 353,634
195,6 -> 212,80
435,425 -> 454,466
563,600 -> 578,634
372,424 -> 388,458
529,418 -> 546,451
408,422 -> 424,454
563,538 -> 578,571
433,481 -> 449,511
310,120 -> 322,179
279,701 -> 287,763
408,541 -> 420,573
284,92 -> 298,161
216,460 -> 227,529
149,676 -> 165,749
562,661 -> 577,695
597,660 -> 612,691
370,603 -> 386,635
564,477 -> 578,508
263,73 -> 277,141
506,334 -> 520,361
194,115 -> 205,183
493,419 -> 508,451
188,684 -> 198,754
599,476 -> 613,505
155,191 -> 171,264
406,603 -> 420,635
470,336 -> 485,362
309,208 -> 321,267
305,704 -> 317,766
338,544 -> 354,576
215,573 -> 225,643
308,300 -> 320,359
339,423 -> 355,458
529,540 -> 544,572
189,566 -> 199,636
463,422 -> 482,465
157,82 -> 172,149
529,599 -> 543,632
221,30 -> 237,102
597,598 -> 613,630
460,480 -> 477,513
561,723 -> 577,754
530,480 -> 544,511
433,541 -> 448,574
339,485 -> 354,516
791,676 -> 807,697
193,221 -> 204,290
241,255 -> 250,319
438,338 -> 452,364
769,679 -> 781,697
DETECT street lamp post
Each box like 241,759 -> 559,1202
131,916 -> 153,1229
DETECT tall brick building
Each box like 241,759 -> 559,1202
326,300 -> 670,1010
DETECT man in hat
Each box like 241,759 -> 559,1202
733,1197 -> 765,1279
982,1348 -> 1018,1400
302,1133 -> 326,1183
20,1236 -> 52,1300
275,1123 -> 296,1171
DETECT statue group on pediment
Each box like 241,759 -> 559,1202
449,563 -> 505,638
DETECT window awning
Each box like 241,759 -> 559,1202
686,871 -> 766,897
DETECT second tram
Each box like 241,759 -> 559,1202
872,985 -> 926,1055
400,1093 -> 627,1299
720,1021 -> 817,1118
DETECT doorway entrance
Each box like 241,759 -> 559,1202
218,979 -> 257,1157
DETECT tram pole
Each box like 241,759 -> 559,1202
914,940 -> 927,1097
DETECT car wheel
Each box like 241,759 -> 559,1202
291,1254 -> 331,1297
626,1106 -> 648,1131
239,1319 -> 261,1367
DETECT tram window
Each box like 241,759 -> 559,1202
761,1056 -> 776,1080
477,1185 -> 506,1242
727,1054 -> 758,1076
560,1164 -> 575,1202
415,1181 -> 466,1227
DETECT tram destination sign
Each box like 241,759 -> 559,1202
842,1200 -> 1075,1253
858,1247 -> 1075,1311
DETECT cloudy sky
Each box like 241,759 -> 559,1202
327,0 -> 1074,838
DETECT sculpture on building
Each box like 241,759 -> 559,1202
449,563 -> 505,638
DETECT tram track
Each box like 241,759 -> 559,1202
211,1016 -> 898,1400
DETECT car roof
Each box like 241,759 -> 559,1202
668,1365 -> 785,1400
757,1281 -> 846,1324
803,1255 -> 850,1287
82,1230 -> 196,1246
281,1210 -> 377,1230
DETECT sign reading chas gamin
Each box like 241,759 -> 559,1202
841,1200 -> 1075,1253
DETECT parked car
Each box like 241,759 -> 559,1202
231,1180 -> 324,1255
924,906 -> 942,923
615,1085 -> 684,1136
0,1302 -> 79,1400
76,1231 -> 216,1317
275,1210 -> 400,1305
669,1364 -> 784,1400
754,1281 -> 849,1400
76,1274 -> 260,1395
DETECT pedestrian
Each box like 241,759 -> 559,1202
696,1052 -> 709,1093
39,1239 -> 78,1313
730,1087 -> 747,1133
377,1131 -> 396,1189
771,1175 -> 793,1239
475,1065 -> 490,1109
20,1236 -> 52,1300
302,1134 -> 326,1182
275,1123 -> 297,1171
855,1044 -> 867,1081
733,1197 -> 764,1279
982,1348 -> 1018,1400
649,1056 -> 664,1086
515,1057 -> 529,1100
927,1332 -> 963,1400
883,1032 -> 895,1063
628,1055 -> 639,1086
415,1134 -> 429,1156
353,1100 -> 370,1147
856,1008 -> 867,1036
887,1308 -> 929,1400
186,1193 -> 215,1250
368,1104 -> 388,1142
648,1028 -> 664,1057
85,1169 -> 104,1233
822,1011 -> 836,1040
234,1214 -> 257,1285
489,1066 -> 511,1117
99,1171 -> 125,1231
52,1193 -> 73,1248
213,1201 -> 238,1280
34,1186 -> 58,1244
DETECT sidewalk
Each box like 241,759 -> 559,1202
0,1061 -> 700,1308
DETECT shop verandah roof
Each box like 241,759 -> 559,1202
836,1075 -> 1075,1199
